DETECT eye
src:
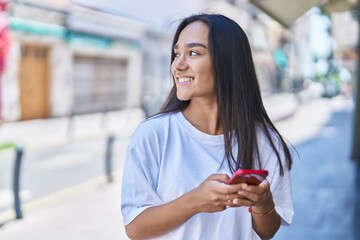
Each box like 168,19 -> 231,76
173,51 -> 180,58
189,51 -> 199,56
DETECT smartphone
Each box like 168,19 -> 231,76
226,169 -> 268,185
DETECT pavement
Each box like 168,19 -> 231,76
0,93 -> 357,240
274,96 -> 357,240
0,108 -> 146,240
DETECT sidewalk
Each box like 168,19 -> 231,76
263,92 -> 298,121
0,93 -> 298,147
0,95 -> 320,240
275,96 -> 356,239
0,108 -> 145,239
0,178 -> 128,240
0,108 -> 146,149
0,93 -> 298,173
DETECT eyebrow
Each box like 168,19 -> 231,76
173,42 -> 207,50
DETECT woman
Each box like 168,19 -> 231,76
121,14 -> 293,239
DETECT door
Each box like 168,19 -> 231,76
19,45 -> 49,120
73,56 -> 127,114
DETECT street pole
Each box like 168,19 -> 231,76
13,145 -> 24,219
352,1 -> 360,164
105,134 -> 115,183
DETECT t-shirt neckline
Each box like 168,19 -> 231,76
173,111 -> 224,144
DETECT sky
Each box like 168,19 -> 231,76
71,0 -> 205,27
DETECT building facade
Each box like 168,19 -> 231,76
2,0 -> 170,121
1,0 -> 307,121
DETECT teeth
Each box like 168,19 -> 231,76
179,77 -> 194,83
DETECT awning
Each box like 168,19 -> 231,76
10,17 -> 67,38
249,0 -> 358,28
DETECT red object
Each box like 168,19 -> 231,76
0,0 -> 9,11
0,28 -> 10,75
0,13 -> 10,75
248,205 -> 276,215
0,1 -> 9,120
226,169 -> 268,185
0,0 -> 10,74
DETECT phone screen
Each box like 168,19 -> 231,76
226,169 -> 268,185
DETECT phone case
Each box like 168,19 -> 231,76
226,169 -> 268,185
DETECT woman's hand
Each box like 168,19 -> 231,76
188,174 -> 246,213
231,179 -> 272,208
187,174 -> 273,214
232,180 -> 280,239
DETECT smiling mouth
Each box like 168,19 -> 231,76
178,77 -> 194,83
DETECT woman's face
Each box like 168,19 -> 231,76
171,21 -> 215,102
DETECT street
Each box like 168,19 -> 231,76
275,97 -> 356,239
0,138 -> 129,211
1,0 -> 359,239
0,96 -> 357,240
0,109 -> 143,219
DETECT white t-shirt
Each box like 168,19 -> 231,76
121,112 -> 293,240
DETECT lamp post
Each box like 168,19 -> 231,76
352,0 -> 360,164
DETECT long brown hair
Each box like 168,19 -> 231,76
160,14 -> 292,175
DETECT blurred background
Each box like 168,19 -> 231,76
0,0 -> 359,239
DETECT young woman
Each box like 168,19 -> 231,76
121,14 -> 293,240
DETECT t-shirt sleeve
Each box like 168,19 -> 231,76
121,142 -> 163,226
269,162 -> 294,226
261,137 -> 294,226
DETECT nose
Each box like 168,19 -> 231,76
172,55 -> 188,72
